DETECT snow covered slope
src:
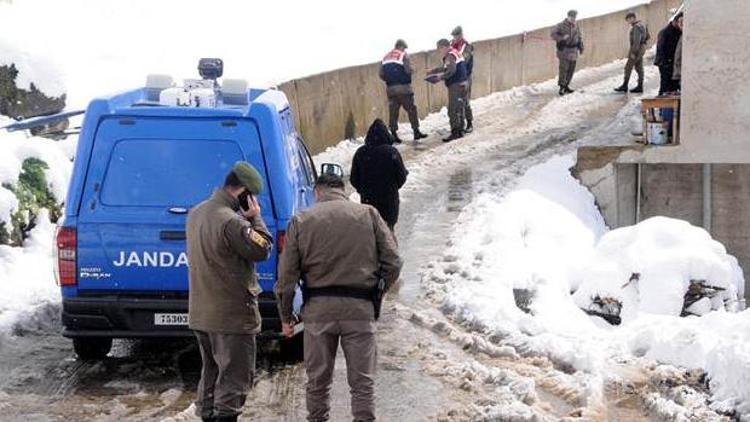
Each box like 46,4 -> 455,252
424,154 -> 750,414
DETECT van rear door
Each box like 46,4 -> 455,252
76,116 -> 276,293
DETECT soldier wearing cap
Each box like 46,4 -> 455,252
379,39 -> 428,143
451,26 -> 475,133
275,169 -> 402,422
551,9 -> 585,96
187,161 -> 274,422
429,38 -> 470,142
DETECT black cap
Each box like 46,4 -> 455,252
315,173 -> 345,189
395,39 -> 408,49
568,9 -> 578,18
451,26 -> 463,36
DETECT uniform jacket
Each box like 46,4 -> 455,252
551,19 -> 584,61
275,189 -> 402,324
431,49 -> 468,87
187,189 -> 273,334
350,120 -> 409,227
380,49 -> 414,96
629,21 -> 650,58
655,23 -> 682,66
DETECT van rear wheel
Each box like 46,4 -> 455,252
73,337 -> 113,360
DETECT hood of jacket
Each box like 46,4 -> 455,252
365,119 -> 394,147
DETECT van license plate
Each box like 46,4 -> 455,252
154,313 -> 189,326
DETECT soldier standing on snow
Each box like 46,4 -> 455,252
551,10 -> 584,96
428,38 -> 469,143
615,12 -> 650,94
187,162 -> 273,422
451,26 -> 475,133
379,39 -> 428,144
275,170 -> 402,422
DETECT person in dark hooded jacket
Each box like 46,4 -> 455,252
350,119 -> 409,231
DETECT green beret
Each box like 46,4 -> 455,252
232,161 -> 263,194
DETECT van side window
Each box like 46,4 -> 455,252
296,136 -> 316,186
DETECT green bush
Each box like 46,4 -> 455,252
1,157 -> 61,246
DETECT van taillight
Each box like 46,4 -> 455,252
55,227 -> 77,287
277,230 -> 286,254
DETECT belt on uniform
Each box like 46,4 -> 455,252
304,285 -> 373,301
302,281 -> 386,320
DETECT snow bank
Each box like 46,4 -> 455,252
430,154 -> 606,330
312,138 -> 363,175
0,209 -> 60,334
424,154 -> 750,414
574,217 -> 743,322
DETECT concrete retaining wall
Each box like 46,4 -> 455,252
576,150 -> 750,299
278,0 -> 680,154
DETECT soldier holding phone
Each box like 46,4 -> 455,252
187,161 -> 273,422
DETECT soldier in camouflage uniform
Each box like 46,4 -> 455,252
551,10 -> 584,96
615,12 -> 650,93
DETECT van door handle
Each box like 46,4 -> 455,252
160,231 -> 186,241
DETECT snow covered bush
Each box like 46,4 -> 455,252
0,117 -> 75,246
1,157 -> 61,245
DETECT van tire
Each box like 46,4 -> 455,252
73,337 -> 113,360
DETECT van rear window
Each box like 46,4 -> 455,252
100,139 -> 243,207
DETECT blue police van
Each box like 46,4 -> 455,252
54,59 -> 317,359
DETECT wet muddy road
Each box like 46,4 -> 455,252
0,61 -> 707,421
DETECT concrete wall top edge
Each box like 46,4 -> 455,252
283,0 -> 679,154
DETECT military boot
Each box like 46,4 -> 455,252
442,130 -> 464,143
413,129 -> 428,141
559,87 -> 566,96
564,86 -> 575,94
614,84 -> 629,93
391,130 -> 403,144
630,85 -> 643,93
465,119 -> 474,133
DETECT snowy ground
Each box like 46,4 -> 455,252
1,52 -> 748,420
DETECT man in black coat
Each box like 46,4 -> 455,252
350,119 -> 409,232
655,12 -> 683,95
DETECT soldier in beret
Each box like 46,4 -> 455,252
187,161 -> 274,422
